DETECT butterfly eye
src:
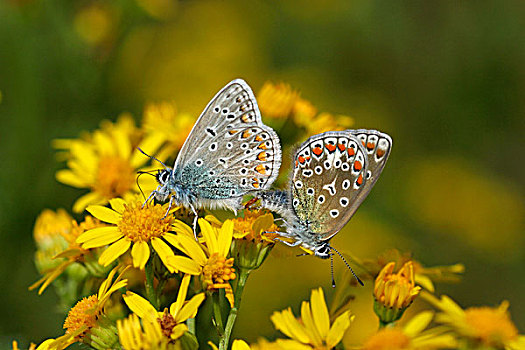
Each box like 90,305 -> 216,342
157,170 -> 169,184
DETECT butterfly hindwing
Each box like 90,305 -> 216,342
173,80 -> 282,199
290,131 -> 368,239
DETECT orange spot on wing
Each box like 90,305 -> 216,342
295,160 -> 298,167
241,114 -> 249,122
229,130 -> 239,135
361,140 -> 366,147
376,148 -> 386,158
255,164 -> 267,175
347,148 -> 355,156
242,130 -> 251,138
252,178 -> 260,188
298,156 -> 306,164
255,135 -> 263,142
257,152 -> 267,161
357,173 -> 363,186
353,160 -> 362,171
325,144 -> 336,152
313,147 -> 323,156
258,143 -> 268,150
338,143 -> 346,151
306,156 -> 311,161
366,142 -> 375,151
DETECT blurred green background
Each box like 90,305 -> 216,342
1,0 -> 524,347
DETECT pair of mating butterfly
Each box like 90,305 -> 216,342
145,79 -> 392,286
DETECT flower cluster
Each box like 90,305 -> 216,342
20,82 -> 524,350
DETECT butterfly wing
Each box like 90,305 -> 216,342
290,131 -> 369,240
173,79 -> 282,199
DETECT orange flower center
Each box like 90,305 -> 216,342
64,295 -> 100,338
94,156 -> 135,198
118,202 -> 174,242
157,309 -> 177,340
202,253 -> 236,289
465,306 -> 518,346
374,262 -> 420,309
362,328 -> 411,350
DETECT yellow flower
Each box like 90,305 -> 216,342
168,219 -> 237,306
362,311 -> 457,350
270,288 -> 353,349
208,210 -> 278,270
12,341 -> 37,350
141,101 -> 196,161
361,249 -> 465,293
294,111 -> 353,135
30,214 -> 107,295
258,81 -> 300,118
122,274 -> 205,342
423,293 -> 525,349
374,261 -> 421,324
54,115 -> 161,212
117,313 -> 168,350
76,198 -> 181,272
43,266 -> 128,350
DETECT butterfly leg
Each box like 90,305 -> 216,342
142,190 -> 156,208
189,204 -> 199,240
162,195 -> 176,219
274,238 -> 302,247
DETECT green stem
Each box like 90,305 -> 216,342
145,260 -> 158,309
187,317 -> 196,335
219,268 -> 251,350
379,320 -> 394,329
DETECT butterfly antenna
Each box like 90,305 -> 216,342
330,253 -> 336,288
329,245 -> 364,286
137,147 -> 169,169
136,171 -> 155,201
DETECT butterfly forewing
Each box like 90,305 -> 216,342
291,131 -> 368,239
173,80 -> 282,198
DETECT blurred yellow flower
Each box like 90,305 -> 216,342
258,81 -> 300,118
271,288 -> 353,349
122,274 -> 205,343
362,311 -> 457,350
54,115 -> 161,213
11,341 -> 36,350
373,261 -> 421,324
141,101 -> 196,161
423,293 -> 525,349
168,219 -> 237,306
77,198 -> 179,271
43,266 -> 128,350
74,3 -> 116,46
30,213 -> 107,295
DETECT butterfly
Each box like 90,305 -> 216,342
260,129 -> 392,285
144,79 -> 282,231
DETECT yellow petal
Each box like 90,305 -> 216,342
55,170 -> 87,188
93,130 -> 115,156
98,238 -> 131,266
172,220 -> 194,237
81,229 -> 123,249
109,197 -> 127,214
199,218 -> 218,253
86,205 -> 122,224
404,311 -> 434,337
300,301 -> 323,346
218,220 -> 234,258
232,340 -> 251,350
77,226 -> 120,244
151,237 -> 176,272
171,274 -> 191,317
175,293 -> 206,323
168,256 -> 202,275
113,129 -> 132,160
310,288 -> 330,338
271,308 -> 310,343
73,191 -> 106,213
131,241 -> 151,270
123,291 -> 158,323
326,311 -> 353,348
172,234 -> 207,266
275,339 -> 312,350
169,323 -> 188,340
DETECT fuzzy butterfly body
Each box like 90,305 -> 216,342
149,79 -> 282,220
261,129 -> 392,259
